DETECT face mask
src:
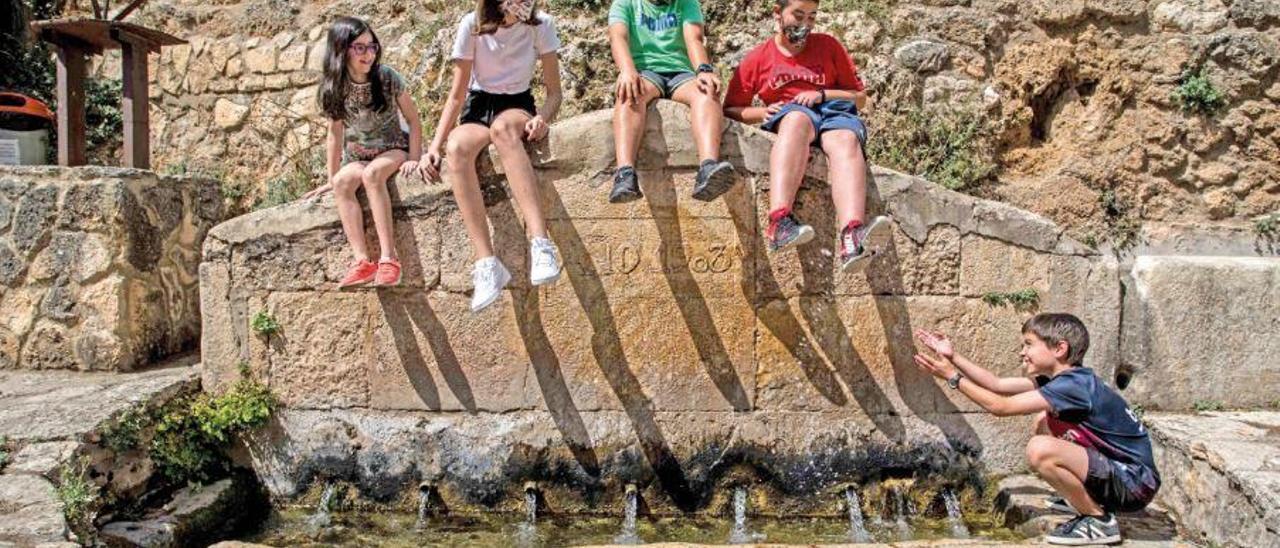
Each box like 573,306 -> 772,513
501,0 -> 534,21
783,24 -> 812,46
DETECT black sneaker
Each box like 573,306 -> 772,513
1045,495 -> 1074,513
766,213 -> 815,252
838,215 -> 892,271
609,166 -> 642,203
691,159 -> 737,202
1045,513 -> 1121,546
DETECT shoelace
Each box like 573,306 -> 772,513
1058,515 -> 1089,536
473,263 -> 496,286
532,243 -> 558,269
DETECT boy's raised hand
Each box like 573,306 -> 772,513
914,352 -> 957,380
915,329 -> 954,359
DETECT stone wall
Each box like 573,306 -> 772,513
113,0 -> 1279,233
0,167 -> 222,371
200,102 -> 1119,511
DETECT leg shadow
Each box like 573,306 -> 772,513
645,176 -> 751,411
376,291 -> 477,412
542,186 -> 701,511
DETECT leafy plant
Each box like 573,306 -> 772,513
1098,189 -> 1143,253
1192,399 -> 1224,413
100,407 -> 149,454
57,457 -> 98,532
150,374 -> 276,484
981,289 -> 1040,310
1254,213 -> 1278,239
251,310 -> 281,337
0,435 -> 9,471
1171,68 -> 1226,115
871,107 -> 997,193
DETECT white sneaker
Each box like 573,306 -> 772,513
470,257 -> 511,312
529,237 -> 562,286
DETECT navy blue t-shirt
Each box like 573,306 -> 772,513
1036,367 -> 1157,472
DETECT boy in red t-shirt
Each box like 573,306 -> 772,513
725,0 -> 890,268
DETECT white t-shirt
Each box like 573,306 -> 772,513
450,11 -> 561,94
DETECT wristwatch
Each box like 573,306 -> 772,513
696,63 -> 716,74
947,372 -> 964,390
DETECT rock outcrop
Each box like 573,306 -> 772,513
201,101 -> 1118,512
0,167 -> 222,371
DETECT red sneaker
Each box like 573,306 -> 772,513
338,260 -> 378,289
373,258 -> 402,287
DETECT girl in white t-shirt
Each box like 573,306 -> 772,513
420,0 -> 563,313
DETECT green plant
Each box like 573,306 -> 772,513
871,107 -> 997,193
1254,213 -> 1279,239
150,376 -> 277,484
1171,68 -> 1226,115
251,310 -> 281,337
1192,399 -> 1224,413
1098,189 -> 1143,253
1130,405 -> 1145,420
981,289 -> 1040,310
57,458 -> 98,531
0,435 -> 9,471
825,0 -> 898,20
100,407 -> 149,453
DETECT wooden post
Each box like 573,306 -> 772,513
54,40 -> 88,167
120,38 -> 151,169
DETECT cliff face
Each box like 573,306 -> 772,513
115,0 -> 1278,238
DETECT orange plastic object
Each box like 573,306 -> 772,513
0,93 -> 55,122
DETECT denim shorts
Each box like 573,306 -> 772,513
640,70 -> 696,99
1084,448 -> 1161,513
762,99 -> 868,147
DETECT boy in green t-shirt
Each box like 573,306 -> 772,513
607,0 -> 737,204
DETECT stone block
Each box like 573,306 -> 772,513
1123,256 -> 1280,410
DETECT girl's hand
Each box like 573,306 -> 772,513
399,159 -> 420,179
915,329 -> 955,360
419,146 -> 443,183
914,353 -> 957,381
792,90 -> 823,107
525,115 -> 549,141
301,183 -> 333,200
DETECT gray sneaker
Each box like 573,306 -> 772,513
691,159 -> 737,202
1045,513 -> 1122,546
838,215 -> 892,271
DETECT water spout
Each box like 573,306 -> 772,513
306,481 -> 337,533
727,486 -> 764,544
845,487 -> 872,543
942,489 -> 970,538
891,484 -> 912,540
514,482 -> 539,547
414,482 -> 434,531
613,483 -> 641,545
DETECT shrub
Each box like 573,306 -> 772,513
871,107 -> 997,193
57,458 -> 98,532
980,289 -> 1039,310
151,374 -> 276,484
1171,68 -> 1225,115
251,310 -> 281,337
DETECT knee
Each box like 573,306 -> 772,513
332,172 -> 361,195
445,138 -> 477,165
1025,435 -> 1057,469
361,165 -> 389,187
779,112 -> 814,138
490,120 -> 524,147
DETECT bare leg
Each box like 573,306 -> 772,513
360,149 -> 408,260
671,81 -> 723,163
820,130 -> 868,229
332,162 -> 370,261
612,79 -> 663,168
769,112 -> 817,213
445,124 -> 497,259
489,109 -> 547,239
1026,435 -> 1105,516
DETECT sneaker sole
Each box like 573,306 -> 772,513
839,216 -> 893,272
531,268 -> 562,286
769,225 -> 816,252
372,273 -> 403,288
338,277 -> 376,290
1045,533 -> 1122,546
471,269 -> 512,313
691,163 -> 738,202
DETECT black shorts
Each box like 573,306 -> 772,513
1084,448 -> 1160,513
459,89 -> 536,127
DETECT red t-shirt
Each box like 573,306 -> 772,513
724,33 -> 866,108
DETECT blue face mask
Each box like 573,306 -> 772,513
783,24 -> 812,46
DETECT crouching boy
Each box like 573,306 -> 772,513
914,313 -> 1159,546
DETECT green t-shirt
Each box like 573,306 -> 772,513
608,0 -> 704,73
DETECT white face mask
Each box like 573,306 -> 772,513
501,0 -> 534,21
